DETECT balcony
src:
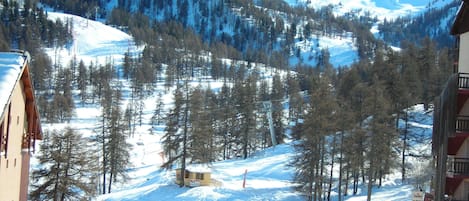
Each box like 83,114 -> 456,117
456,115 -> 469,133
459,73 -> 469,90
448,157 -> 469,177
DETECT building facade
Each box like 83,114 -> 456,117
0,51 -> 41,201
175,165 -> 212,187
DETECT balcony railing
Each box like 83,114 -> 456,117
456,115 -> 469,133
448,157 -> 469,176
459,73 -> 469,89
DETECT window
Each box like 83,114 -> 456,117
0,122 -> 3,153
3,103 -> 11,158
184,171 -> 190,178
196,173 -> 204,180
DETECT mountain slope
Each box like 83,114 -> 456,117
34,12 -> 436,201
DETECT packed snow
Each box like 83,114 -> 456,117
31,10 -> 436,201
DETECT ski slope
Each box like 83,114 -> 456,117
35,11 -> 435,201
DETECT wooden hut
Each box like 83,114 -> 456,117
175,165 -> 212,187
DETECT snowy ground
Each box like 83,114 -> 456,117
283,0 -> 454,21
33,11 -> 435,201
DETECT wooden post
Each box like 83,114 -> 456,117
243,169 -> 247,188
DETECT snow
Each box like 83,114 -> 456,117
45,12 -> 142,68
291,35 -> 358,67
184,164 -> 212,173
286,0 -> 455,67
283,0 -> 454,21
35,10 -> 437,201
0,52 -> 28,117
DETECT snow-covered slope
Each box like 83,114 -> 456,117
45,12 -> 142,68
33,12 -> 436,201
284,0 -> 455,20
94,104 -> 433,201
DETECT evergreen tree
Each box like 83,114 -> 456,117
189,86 -> 216,163
77,60 -> 88,103
151,92 -> 165,128
215,82 -> 237,160
105,89 -> 131,193
292,74 -> 337,201
271,73 -> 285,144
30,128 -> 98,201
286,72 -> 304,126
233,74 -> 258,159
162,85 -> 184,169
96,83 -> 131,194
363,75 -> 395,201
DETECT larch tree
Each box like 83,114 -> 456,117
105,89 -> 131,193
233,74 -> 258,159
286,72 -> 304,125
363,75 -> 395,201
292,74 -> 337,201
77,59 -> 88,103
162,85 -> 184,169
271,73 -> 285,144
215,82 -> 237,160
189,86 -> 216,163
96,82 -> 131,194
30,128 -> 99,201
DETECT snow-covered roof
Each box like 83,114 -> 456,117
176,164 -> 212,173
0,52 -> 28,119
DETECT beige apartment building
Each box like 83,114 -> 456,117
0,50 -> 42,201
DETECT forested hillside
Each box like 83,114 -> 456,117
379,0 -> 460,48
0,0 -> 457,200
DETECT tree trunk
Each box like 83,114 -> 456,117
53,162 -> 61,200
367,161 -> 374,201
60,137 -> 73,201
319,139 -> 325,201
328,134 -> 336,201
401,110 -> 408,182
108,171 -> 113,193
181,81 -> 190,187
338,131 -> 344,201
344,169 -> 349,197
102,115 -> 107,194
353,170 -> 358,195
379,169 -> 383,188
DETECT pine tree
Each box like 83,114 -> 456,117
77,60 -> 88,103
271,73 -> 285,144
162,85 -> 184,169
363,75 -> 395,201
106,90 -> 131,193
418,37 -> 438,109
233,74 -> 258,159
189,86 -> 216,163
30,128 -> 98,201
215,82 -> 236,160
96,83 -> 131,194
292,74 -> 337,201
151,92 -> 165,128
